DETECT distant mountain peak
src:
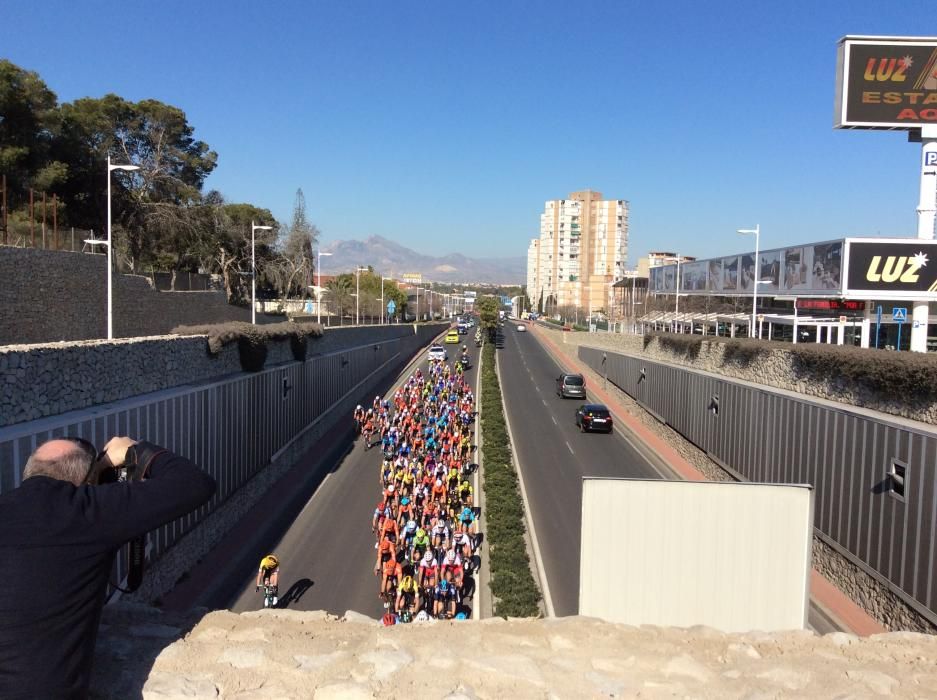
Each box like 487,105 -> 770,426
320,236 -> 524,284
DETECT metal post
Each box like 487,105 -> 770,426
106,157 -> 113,339
875,305 -> 882,349
41,191 -> 46,248
381,277 -> 385,325
1,174 -> 6,244
52,194 -> 58,249
911,126 -> 937,352
30,189 -> 34,247
251,220 -> 256,325
752,225 -> 760,339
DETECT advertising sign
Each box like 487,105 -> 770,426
649,240 -> 844,297
835,36 -> 937,129
844,239 -> 937,297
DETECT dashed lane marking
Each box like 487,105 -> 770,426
566,441 -> 574,455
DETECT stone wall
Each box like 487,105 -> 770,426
0,323 -> 445,429
540,325 -> 937,424
91,604 -> 937,699
0,245 -> 272,345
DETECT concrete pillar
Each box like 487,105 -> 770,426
837,324 -> 845,345
768,322 -> 773,341
793,320 -> 798,344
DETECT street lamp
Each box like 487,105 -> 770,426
316,250 -> 332,324
355,266 -> 367,325
738,225 -> 761,338
250,221 -> 274,325
380,276 -> 392,324
86,156 -> 140,340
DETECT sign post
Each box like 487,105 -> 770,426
875,305 -> 882,349
894,307 -> 908,350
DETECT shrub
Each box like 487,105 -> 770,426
172,321 -> 323,372
652,332 -> 704,360
480,340 -> 542,617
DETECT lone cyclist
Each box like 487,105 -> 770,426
256,554 -> 280,606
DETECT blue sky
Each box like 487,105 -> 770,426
3,0 -> 933,262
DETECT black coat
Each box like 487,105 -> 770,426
0,442 -> 216,699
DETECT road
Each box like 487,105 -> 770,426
220,334 -> 483,616
498,325 -> 664,617
499,324 -> 841,632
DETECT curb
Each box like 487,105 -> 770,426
528,324 -> 885,636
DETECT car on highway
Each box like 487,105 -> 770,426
556,373 -> 586,399
575,403 -> 613,433
445,330 -> 460,344
516,324 -> 526,332
457,324 -> 468,335
428,344 -> 448,361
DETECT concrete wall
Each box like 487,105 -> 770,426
0,323 -> 437,429
0,245 -> 267,345
540,327 -> 937,424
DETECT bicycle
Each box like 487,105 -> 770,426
258,584 -> 278,609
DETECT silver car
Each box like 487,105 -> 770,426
428,344 -> 448,362
556,373 -> 586,399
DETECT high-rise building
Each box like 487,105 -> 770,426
527,190 -> 629,316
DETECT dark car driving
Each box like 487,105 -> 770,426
556,373 -> 586,399
575,404 -> 613,433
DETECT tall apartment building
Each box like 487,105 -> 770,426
527,190 -> 628,316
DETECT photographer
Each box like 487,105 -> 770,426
0,436 -> 216,700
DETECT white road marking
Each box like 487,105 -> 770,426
551,416 -> 557,425
565,441 -> 574,455
541,398 -> 547,406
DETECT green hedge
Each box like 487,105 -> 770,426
481,341 -> 542,617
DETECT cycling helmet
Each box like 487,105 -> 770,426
406,520 -> 417,532
455,612 -> 467,620
356,404 -> 362,410
261,554 -> 279,570
400,497 -> 410,506
461,480 -> 471,489
415,610 -> 429,622
422,550 -> 434,563
435,479 -> 443,487
387,484 -> 395,493
382,612 -> 397,626
416,527 -> 426,538
445,549 -> 455,563
439,580 -> 449,592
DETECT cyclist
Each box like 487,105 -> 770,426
457,504 -> 476,536
458,480 -> 474,507
412,527 -> 430,556
353,405 -> 365,434
256,554 -> 280,606
395,574 -> 420,616
434,578 -> 456,619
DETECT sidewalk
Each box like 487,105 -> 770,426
529,323 -> 885,637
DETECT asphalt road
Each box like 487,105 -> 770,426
498,325 -> 663,617
221,333 -> 483,616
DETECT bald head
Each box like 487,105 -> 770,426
24,439 -> 94,486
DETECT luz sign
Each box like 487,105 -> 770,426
835,35 -> 937,129
844,239 -> 937,297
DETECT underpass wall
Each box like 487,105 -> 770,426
579,345 -> 937,632
0,323 -> 428,428
0,323 -> 447,588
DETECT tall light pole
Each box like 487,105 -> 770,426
355,266 -> 367,325
250,221 -> 273,325
738,225 -> 761,339
316,250 -> 332,324
380,276 -> 392,324
674,255 -> 682,333
88,156 -> 139,340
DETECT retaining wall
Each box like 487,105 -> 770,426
0,323 -> 431,428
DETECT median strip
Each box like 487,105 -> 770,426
479,339 -> 542,617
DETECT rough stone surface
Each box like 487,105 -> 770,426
90,604 -> 937,699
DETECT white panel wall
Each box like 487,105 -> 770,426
580,478 -> 813,632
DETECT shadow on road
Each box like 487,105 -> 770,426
277,578 -> 315,608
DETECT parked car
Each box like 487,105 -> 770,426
556,373 -> 586,399
428,344 -> 448,361
575,404 -> 613,433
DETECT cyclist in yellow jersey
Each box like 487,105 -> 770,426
256,554 -> 280,606
395,574 -> 420,615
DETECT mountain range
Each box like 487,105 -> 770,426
318,235 -> 525,284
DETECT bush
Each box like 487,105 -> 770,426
172,321 -> 323,372
480,341 -> 542,617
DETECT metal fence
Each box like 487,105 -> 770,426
0,325 -> 441,587
579,345 -> 937,626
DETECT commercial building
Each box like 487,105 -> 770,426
527,190 -> 629,318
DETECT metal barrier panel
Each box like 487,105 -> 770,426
0,325 -> 443,586
579,345 -> 937,624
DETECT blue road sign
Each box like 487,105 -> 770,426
893,307 -> 907,322
387,300 -> 396,314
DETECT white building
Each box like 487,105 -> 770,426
529,190 -> 629,316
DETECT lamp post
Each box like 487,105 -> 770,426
86,156 -> 140,340
316,250 -> 332,324
674,255 -> 682,333
738,225 -> 761,339
250,221 -> 274,325
355,266 -> 367,325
